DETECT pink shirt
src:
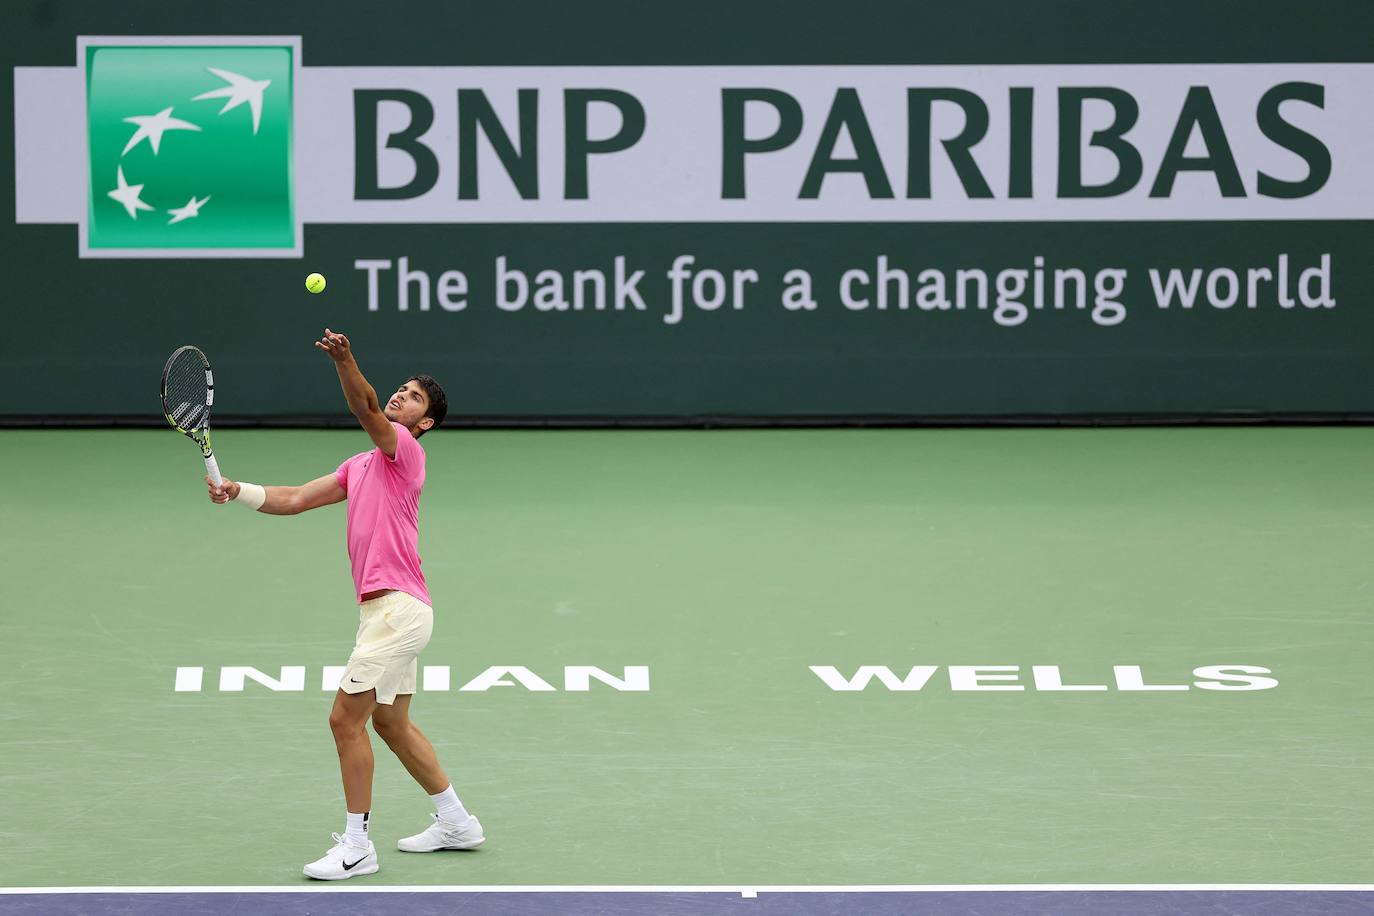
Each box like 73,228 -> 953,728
334,422 -> 431,606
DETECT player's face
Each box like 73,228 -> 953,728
384,381 -> 431,429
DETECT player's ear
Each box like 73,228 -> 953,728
418,416 -> 434,432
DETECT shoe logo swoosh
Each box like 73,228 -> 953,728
342,856 -> 368,871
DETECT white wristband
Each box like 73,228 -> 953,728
233,481 -> 267,511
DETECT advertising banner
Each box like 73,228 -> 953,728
6,4 -> 1372,420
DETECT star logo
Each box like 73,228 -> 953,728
83,39 -> 297,256
121,107 -> 201,156
107,165 -> 155,219
167,194 -> 211,224
192,68 -> 272,134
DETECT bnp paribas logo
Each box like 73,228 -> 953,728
81,37 -> 301,258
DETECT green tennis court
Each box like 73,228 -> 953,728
3,426 -> 1371,889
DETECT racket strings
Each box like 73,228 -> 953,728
164,352 -> 210,430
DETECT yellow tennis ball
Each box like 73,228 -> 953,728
305,272 -> 327,294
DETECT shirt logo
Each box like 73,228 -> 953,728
84,41 -> 295,256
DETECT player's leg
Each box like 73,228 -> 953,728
376,694 -> 486,852
372,694 -> 448,793
303,688 -> 380,879
364,592 -> 483,852
330,687 -> 379,812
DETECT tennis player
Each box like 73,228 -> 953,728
205,328 -> 483,880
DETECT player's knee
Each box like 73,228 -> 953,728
328,708 -> 361,738
372,715 -> 407,745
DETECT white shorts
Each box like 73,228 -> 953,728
339,591 -> 433,705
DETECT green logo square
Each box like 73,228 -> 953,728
85,44 -> 294,252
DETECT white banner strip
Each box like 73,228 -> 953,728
17,62 -> 1374,224
13,68 -> 85,223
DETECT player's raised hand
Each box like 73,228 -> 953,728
206,475 -> 241,504
315,327 -> 352,363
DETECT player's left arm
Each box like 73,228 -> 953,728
315,328 -> 397,458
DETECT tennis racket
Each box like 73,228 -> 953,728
160,345 -> 221,485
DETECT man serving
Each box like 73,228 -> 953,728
206,328 -> 483,880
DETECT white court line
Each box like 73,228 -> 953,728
2,885 -> 1374,894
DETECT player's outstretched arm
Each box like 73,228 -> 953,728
205,473 -> 345,515
315,327 -> 398,458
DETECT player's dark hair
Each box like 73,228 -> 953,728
407,375 -> 447,436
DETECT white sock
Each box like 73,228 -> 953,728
344,811 -> 370,846
430,785 -> 470,824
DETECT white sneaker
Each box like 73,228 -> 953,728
397,813 -> 485,852
302,833 -> 379,879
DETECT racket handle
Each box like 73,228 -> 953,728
204,453 -> 223,486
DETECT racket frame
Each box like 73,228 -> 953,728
160,345 -> 221,485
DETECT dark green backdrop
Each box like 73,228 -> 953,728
5,1 -> 1372,421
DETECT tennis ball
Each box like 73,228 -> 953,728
305,272 -> 327,294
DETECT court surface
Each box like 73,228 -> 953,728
1,427 -> 1370,912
